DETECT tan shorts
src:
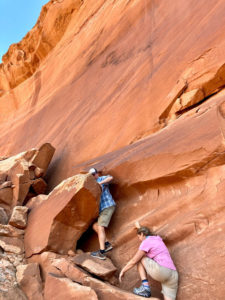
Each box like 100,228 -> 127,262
143,257 -> 179,300
98,206 -> 115,227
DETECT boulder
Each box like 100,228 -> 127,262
52,258 -> 89,284
0,208 -> 8,224
44,273 -> 98,300
25,194 -> 48,210
24,174 -> 101,257
0,236 -> 24,254
73,253 -> 117,280
30,143 -> 55,176
0,144 -> 55,208
31,178 -> 47,195
0,187 -> 13,212
9,206 -> 28,229
27,251 -> 63,280
16,263 -> 43,300
0,224 -> 24,237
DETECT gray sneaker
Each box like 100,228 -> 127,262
90,250 -> 106,260
133,285 -> 151,298
104,242 -> 113,253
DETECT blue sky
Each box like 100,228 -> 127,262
0,0 -> 48,62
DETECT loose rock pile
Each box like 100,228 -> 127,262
0,143 -> 159,299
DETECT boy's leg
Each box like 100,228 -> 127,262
92,222 -> 107,250
164,296 -> 173,300
98,225 -> 106,250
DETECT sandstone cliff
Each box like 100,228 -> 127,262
1,0 -> 225,299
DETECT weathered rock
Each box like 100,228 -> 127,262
44,273 -> 98,300
31,178 -> 47,195
83,277 -> 160,300
0,287 -> 27,300
0,187 -> 13,212
73,253 -> 117,280
25,194 -> 48,210
0,236 -> 24,254
30,143 -> 55,176
7,253 -> 26,268
9,206 -> 28,229
27,251 -> 62,280
0,144 -> 54,208
0,208 -> 8,224
0,258 -> 17,292
16,263 -> 43,300
0,224 -> 24,237
52,258 -> 89,283
24,174 -> 101,257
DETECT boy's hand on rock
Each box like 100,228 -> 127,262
134,221 -> 141,229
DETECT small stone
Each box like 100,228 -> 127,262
9,206 -> 28,229
0,208 -> 8,225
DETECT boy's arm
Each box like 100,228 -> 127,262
99,175 -> 113,185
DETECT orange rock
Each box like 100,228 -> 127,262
73,253 -> 117,280
16,263 -> 43,300
27,251 -> 62,281
30,143 -> 55,176
24,174 -> 101,257
25,194 -> 48,211
0,187 -> 13,212
52,257 -> 89,283
31,178 -> 47,195
0,236 -> 24,254
0,224 -> 24,237
44,273 -> 98,300
0,207 -> 8,224
9,206 -> 29,229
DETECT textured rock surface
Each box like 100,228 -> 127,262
24,174 -> 101,257
16,263 -> 43,300
0,0 -> 225,299
9,206 -> 28,229
0,208 -> 8,224
73,253 -> 117,280
0,144 -> 54,212
44,273 -> 98,300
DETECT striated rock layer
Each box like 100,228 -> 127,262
1,0 -> 225,299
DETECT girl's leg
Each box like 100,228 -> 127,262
137,260 -> 148,280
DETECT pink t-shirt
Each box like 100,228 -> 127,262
139,236 -> 176,271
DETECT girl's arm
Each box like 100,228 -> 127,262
119,250 -> 145,282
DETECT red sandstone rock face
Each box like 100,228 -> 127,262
1,0 -> 225,299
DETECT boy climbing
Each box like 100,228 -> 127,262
89,168 -> 116,260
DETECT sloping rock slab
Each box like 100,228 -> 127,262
24,174 -> 101,257
84,277 -> 160,300
44,273 -> 98,300
52,257 -> 89,283
74,253 -> 117,280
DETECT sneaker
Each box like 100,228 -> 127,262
133,285 -> 151,298
90,250 -> 106,260
104,242 -> 113,253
